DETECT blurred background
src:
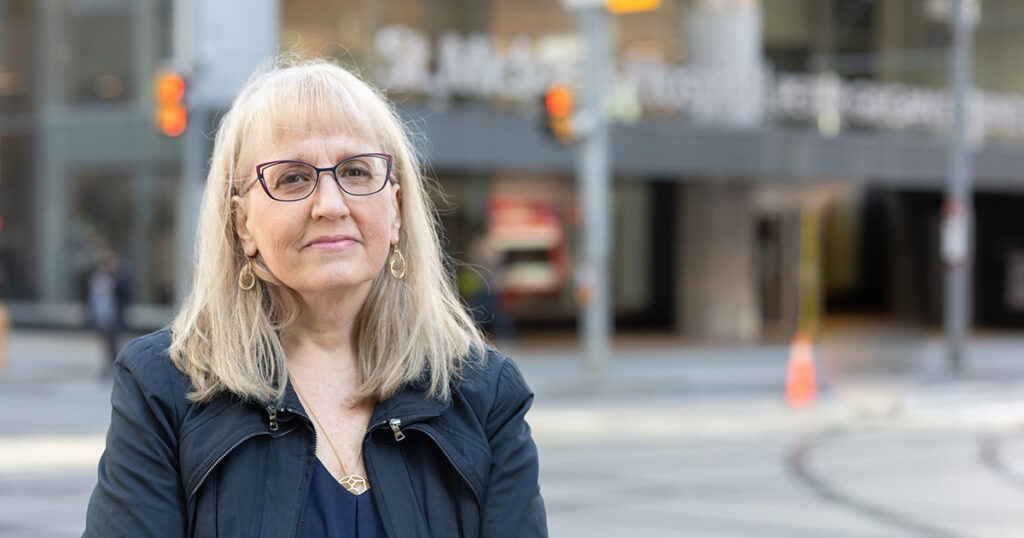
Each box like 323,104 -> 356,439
5,0 -> 1024,340
4,0 -> 1024,536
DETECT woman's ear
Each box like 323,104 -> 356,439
231,196 -> 258,257
389,184 -> 402,244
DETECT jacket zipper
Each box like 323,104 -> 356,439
266,406 -> 279,431
190,406 -> 299,500
366,416 -> 481,505
389,418 -> 406,441
364,415 -> 416,441
189,431 -> 268,500
281,405 -> 316,538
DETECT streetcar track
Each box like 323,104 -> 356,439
980,423 -> 1024,493
786,427 -> 967,538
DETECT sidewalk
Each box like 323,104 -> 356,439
510,327 -> 1024,407
509,328 -> 1024,448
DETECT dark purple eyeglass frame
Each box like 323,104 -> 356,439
243,152 -> 394,201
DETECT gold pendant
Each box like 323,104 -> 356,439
339,474 -> 370,495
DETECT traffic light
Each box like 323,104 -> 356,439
153,69 -> 187,137
542,84 -> 575,144
606,0 -> 661,13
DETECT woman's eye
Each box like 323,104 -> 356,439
341,166 -> 370,177
273,169 -> 313,186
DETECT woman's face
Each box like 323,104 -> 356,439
233,131 -> 401,300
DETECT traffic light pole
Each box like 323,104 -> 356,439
173,108 -> 205,305
171,0 -> 199,306
944,0 -> 974,372
575,6 -> 613,382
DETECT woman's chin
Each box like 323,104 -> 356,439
294,275 -> 376,298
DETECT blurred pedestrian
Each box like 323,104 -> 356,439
84,58 -> 546,537
85,247 -> 131,375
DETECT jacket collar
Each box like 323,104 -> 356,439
370,380 -> 450,427
274,377 -> 451,429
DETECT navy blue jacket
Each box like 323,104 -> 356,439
84,330 -> 547,537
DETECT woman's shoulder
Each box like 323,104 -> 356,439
114,329 -> 191,396
116,329 -> 172,368
453,346 -> 534,415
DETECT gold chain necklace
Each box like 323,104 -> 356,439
290,377 -> 370,495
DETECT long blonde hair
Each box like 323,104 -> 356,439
170,58 -> 483,404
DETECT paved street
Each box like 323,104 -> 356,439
3,327 -> 1024,536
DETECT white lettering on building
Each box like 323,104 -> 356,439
374,25 -> 1024,141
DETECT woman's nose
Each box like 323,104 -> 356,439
309,170 -> 351,218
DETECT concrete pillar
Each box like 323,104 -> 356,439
676,182 -> 759,341
34,0 -> 70,302
685,0 -> 766,126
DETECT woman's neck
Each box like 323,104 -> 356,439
284,329 -> 363,405
283,293 -> 364,382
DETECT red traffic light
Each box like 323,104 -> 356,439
158,104 -> 188,137
155,72 -> 186,105
545,85 -> 574,119
154,69 -> 187,137
543,84 -> 576,143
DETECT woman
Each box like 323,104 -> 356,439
84,59 -> 547,537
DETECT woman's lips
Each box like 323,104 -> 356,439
308,235 -> 358,250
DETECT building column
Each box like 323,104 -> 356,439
34,0 -> 70,303
676,182 -> 759,341
685,0 -> 765,127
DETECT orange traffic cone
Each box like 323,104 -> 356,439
785,331 -> 817,407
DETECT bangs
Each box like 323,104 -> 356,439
234,64 -> 389,182
267,74 -> 381,143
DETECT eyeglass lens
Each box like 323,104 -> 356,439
261,155 -> 389,200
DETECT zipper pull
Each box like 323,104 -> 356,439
266,406 -> 279,431
389,418 -> 406,442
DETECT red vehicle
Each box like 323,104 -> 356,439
487,197 -> 569,299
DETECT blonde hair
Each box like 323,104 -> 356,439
170,58 -> 483,404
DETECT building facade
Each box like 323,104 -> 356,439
3,0 -> 1024,338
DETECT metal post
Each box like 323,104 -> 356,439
575,7 -> 613,382
944,0 -> 973,372
173,114 -> 204,305
172,0 -> 201,305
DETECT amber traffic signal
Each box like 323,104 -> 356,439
542,84 -> 575,144
606,0 -> 661,13
154,69 -> 187,137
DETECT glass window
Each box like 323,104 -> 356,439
69,2 -> 135,104
0,135 -> 36,299
0,0 -> 35,114
68,166 -> 178,306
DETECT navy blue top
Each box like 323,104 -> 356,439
301,459 -> 386,538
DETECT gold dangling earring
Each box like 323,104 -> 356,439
389,244 -> 406,279
238,258 -> 256,290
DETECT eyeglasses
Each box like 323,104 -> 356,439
247,153 -> 394,202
